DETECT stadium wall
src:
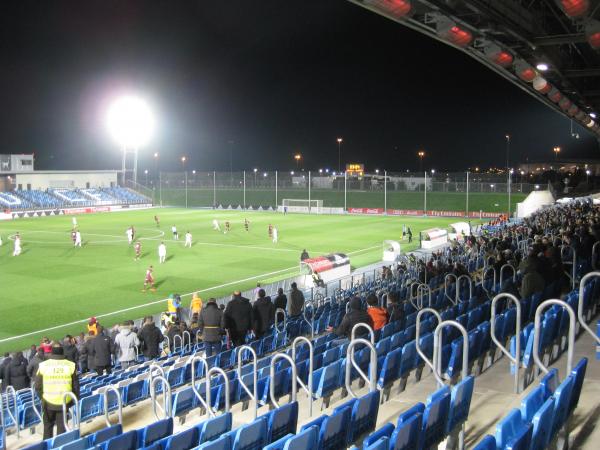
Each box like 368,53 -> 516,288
14,170 -> 118,190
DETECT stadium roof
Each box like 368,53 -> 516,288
348,0 -> 600,139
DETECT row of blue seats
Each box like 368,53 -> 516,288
473,358 -> 588,450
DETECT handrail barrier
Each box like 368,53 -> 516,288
433,320 -> 468,388
457,275 -> 472,302
205,367 -> 230,416
533,300 -> 576,377
191,356 -> 212,416
578,272 -> 600,346
0,391 -> 5,450
444,274 -> 458,305
173,334 -> 183,353
182,330 -> 192,352
275,308 -> 287,334
162,335 -> 170,354
415,308 -> 444,386
134,345 -> 140,363
3,387 -> 18,438
292,336 -> 314,416
345,338 -> 377,398
150,375 -> 172,419
499,264 -> 516,287
593,242 -> 600,270
481,267 -> 496,299
29,387 -> 43,425
236,345 -> 258,419
103,385 -> 123,427
409,282 -> 420,310
195,329 -> 202,347
149,364 -> 166,384
490,293 -> 522,393
351,322 -> 375,344
62,392 -> 80,432
302,301 -> 314,339
417,284 -> 432,309
269,353 -> 297,408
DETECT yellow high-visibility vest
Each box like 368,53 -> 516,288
167,298 -> 178,314
190,296 -> 202,314
37,359 -> 76,405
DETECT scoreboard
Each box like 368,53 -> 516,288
345,163 -> 364,176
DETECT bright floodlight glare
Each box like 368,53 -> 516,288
591,113 -> 597,119
107,96 -> 155,148
536,62 -> 549,71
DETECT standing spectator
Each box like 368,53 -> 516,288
366,294 -> 388,331
40,337 -> 52,354
253,283 -> 262,300
273,288 -> 288,324
114,324 -> 140,369
75,333 -> 88,373
289,282 -> 305,317
0,353 -> 12,392
82,332 -> 96,374
190,292 -> 203,317
167,294 -> 182,322
224,291 -> 253,346
166,322 -> 182,352
25,344 -> 37,363
4,352 -> 30,391
329,297 -> 373,344
87,317 -> 98,336
407,227 -> 413,243
198,298 -> 225,357
91,326 -> 115,375
35,343 -> 79,440
62,336 -> 78,364
300,249 -> 309,261
27,348 -> 45,385
138,316 -> 164,360
386,291 -> 405,327
253,289 -> 275,339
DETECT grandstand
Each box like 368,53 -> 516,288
1,198 -> 599,450
0,187 -> 150,211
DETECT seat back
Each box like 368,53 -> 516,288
268,401 -> 299,443
198,412 -> 233,444
505,422 -> 533,450
421,387 -> 451,449
284,425 -> 318,450
520,386 -> 546,423
495,409 -> 527,449
233,417 -> 268,450
197,435 -> 230,450
446,376 -> 475,433
90,424 -> 122,446
392,411 -> 423,450
50,430 -> 80,449
350,390 -> 381,442
472,435 -> 496,450
530,398 -> 554,450
57,437 -> 90,450
551,375 -> 574,436
569,358 -> 588,414
140,417 -> 174,446
320,407 -> 351,449
105,430 -> 137,450
364,436 -> 389,450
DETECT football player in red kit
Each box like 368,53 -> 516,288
134,241 -> 142,261
143,265 -> 156,292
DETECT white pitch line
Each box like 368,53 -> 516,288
0,244 -> 381,343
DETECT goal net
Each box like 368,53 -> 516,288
280,199 -> 323,214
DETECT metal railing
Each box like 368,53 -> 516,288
191,356 -> 212,417
457,275 -> 472,302
302,301 -> 314,339
236,345 -> 258,419
578,272 -> 600,346
173,335 -> 183,353
275,308 -> 287,334
205,367 -> 230,416
417,284 -> 432,309
103,386 -> 123,427
162,335 -> 170,354
433,320 -> 468,388
150,375 -> 172,419
345,338 -> 378,398
533,300 -> 576,377
481,267 -> 496,299
3,387 -> 18,438
499,264 -> 516,286
351,323 -> 375,344
292,337 -> 314,416
445,274 -> 458,305
593,242 -> 600,270
183,330 -> 192,352
269,353 -> 297,408
490,293 -> 522,394
415,308 -> 444,386
62,392 -> 80,432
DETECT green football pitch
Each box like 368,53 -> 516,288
0,208 -> 472,353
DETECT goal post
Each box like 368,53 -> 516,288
280,199 -> 323,214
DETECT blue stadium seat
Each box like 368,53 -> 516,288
349,390 -> 380,442
264,426 -> 319,450
377,348 -> 402,401
124,380 -> 147,405
398,341 -> 417,392
172,386 -> 197,419
446,376 -> 474,436
139,417 -> 174,447
318,407 -> 351,449
569,358 -> 588,415
495,409 -> 531,450
80,394 -> 103,422
520,386 -> 547,423
56,437 -> 90,450
529,398 -> 554,450
90,424 -> 122,446
550,375 -> 574,437
266,401 -> 299,443
21,443 -> 47,450
162,426 -> 199,450
393,403 -> 424,450
103,430 -> 137,450
196,434 -> 230,450
361,423 -> 395,449
312,360 -> 341,409
420,386 -> 451,449
472,435 -> 496,450
50,430 -> 80,449
233,417 -> 268,450
198,412 -> 232,444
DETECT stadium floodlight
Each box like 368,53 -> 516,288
591,113 -> 597,119
290,171 -> 295,175
319,169 -> 323,174
375,169 -> 379,174
253,168 -> 258,173
536,62 -> 549,71
192,170 -> 196,174
263,172 -> 267,177
107,95 -> 155,149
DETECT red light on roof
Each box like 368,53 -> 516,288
548,89 -> 562,103
588,31 -> 600,49
446,26 -> 472,47
560,0 -> 590,18
383,0 -> 412,17
493,51 -> 513,67
518,68 -> 536,82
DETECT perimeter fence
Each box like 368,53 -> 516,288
137,170 -> 536,215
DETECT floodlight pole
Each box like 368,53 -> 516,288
508,170 -> 511,218
344,171 -> 347,211
243,171 -> 246,209
465,171 -> 469,218
159,172 -> 162,206
384,170 -> 387,212
275,171 -> 278,209
213,171 -> 216,208
424,171 -> 427,215
185,171 -> 188,208
308,171 -> 311,214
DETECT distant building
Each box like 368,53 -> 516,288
518,159 -> 600,176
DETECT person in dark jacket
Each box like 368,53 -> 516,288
253,289 -> 275,339
385,291 -> 405,327
27,348 -> 45,384
4,352 -> 30,391
137,316 -> 165,359
198,298 -> 225,357
289,283 -> 305,317
273,288 -> 288,325
91,327 -> 115,375
81,332 -> 96,373
330,297 -> 374,343
166,322 -> 182,352
62,336 -> 78,364
224,291 -> 253,346
0,353 -> 11,392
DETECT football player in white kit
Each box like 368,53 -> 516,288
126,227 -> 134,245
272,227 -> 278,243
212,219 -> 220,231
72,216 -> 78,227
13,232 -> 22,256
158,241 -> 167,263
184,231 -> 192,248
74,230 -> 82,247
171,225 -> 179,240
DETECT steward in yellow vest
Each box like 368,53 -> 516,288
35,343 -> 80,440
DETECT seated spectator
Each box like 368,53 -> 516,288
329,297 -> 373,344
386,291 -> 405,327
366,294 -> 388,330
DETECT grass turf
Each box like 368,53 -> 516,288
0,208 -> 468,353
156,188 -> 526,214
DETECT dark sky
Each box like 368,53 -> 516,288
0,0 -> 598,173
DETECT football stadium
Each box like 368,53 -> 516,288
2,1 -> 600,450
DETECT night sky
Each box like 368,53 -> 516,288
0,0 -> 598,173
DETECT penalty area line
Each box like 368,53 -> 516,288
0,244 -> 381,344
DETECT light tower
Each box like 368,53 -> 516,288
107,95 -> 155,185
